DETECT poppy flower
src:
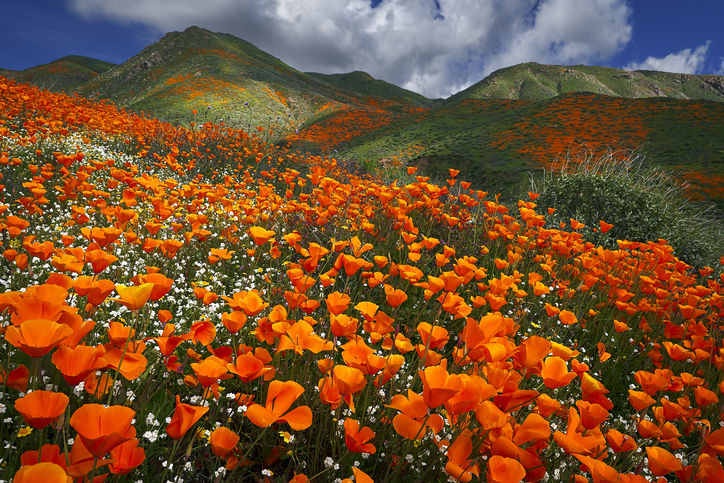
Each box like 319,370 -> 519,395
70,404 -> 136,457
109,439 -> 145,475
84,249 -> 118,274
109,283 -> 154,311
417,322 -> 449,350
20,444 -> 66,467
646,446 -> 683,476
573,454 -> 621,483
420,365 -> 462,409
344,418 -> 376,454
384,285 -> 408,307
346,468 -> 373,483
513,412 -> 551,445
191,356 -> 230,388
445,430 -> 480,483
0,363 -> 30,392
559,310 -> 577,325
248,226 -> 275,245
386,389 -> 444,440
605,428 -> 638,453
13,462 -> 72,483
166,395 -> 209,440
221,311 -> 247,333
222,290 -> 268,316
5,318 -> 74,358
486,455 -> 526,483
245,380 -> 312,431
14,390 -> 69,429
136,273 -> 173,300
51,345 -> 107,386
276,320 -> 333,355
325,291 -> 351,315
227,352 -> 272,382
209,426 -> 240,457
540,356 -> 577,389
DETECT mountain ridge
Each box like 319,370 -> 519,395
3,26 -> 724,213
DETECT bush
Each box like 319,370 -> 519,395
530,147 -> 724,271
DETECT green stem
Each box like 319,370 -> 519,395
160,439 -> 180,483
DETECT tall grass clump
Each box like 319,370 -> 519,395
530,148 -> 724,271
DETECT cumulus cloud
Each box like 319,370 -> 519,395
624,42 -> 710,74
67,0 -> 633,98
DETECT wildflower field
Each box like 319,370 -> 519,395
2,76 -> 724,483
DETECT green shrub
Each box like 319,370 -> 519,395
530,147 -> 724,271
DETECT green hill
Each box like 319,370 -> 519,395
334,93 -> 724,213
447,62 -> 724,103
0,55 -> 115,92
74,27 -> 427,133
305,71 -> 440,108
6,28 -> 724,214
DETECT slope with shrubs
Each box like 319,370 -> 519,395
3,75 -> 724,483
338,92 -> 724,214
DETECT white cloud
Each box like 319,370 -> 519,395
624,42 -> 710,74
67,0 -> 633,98
714,58 -> 724,76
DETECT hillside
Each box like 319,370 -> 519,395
305,71 -> 440,108
334,93 -> 724,213
0,55 -> 115,92
74,26 -> 426,135
447,62 -> 724,103
5,27 -> 724,214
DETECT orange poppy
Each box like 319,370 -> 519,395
109,283 -> 154,311
136,273 -> 174,300
344,418 -> 376,454
276,320 -> 333,355
605,428 -> 638,453
84,249 -> 118,274
245,380 -> 312,430
573,454 -> 621,483
384,285 -> 408,307
540,356 -> 577,389
325,291 -> 351,315
248,226 -> 275,245
227,352 -> 272,382
420,365 -> 462,409
5,318 -> 74,358
20,444 -> 67,467
51,345 -> 107,386
14,390 -> 69,429
221,311 -> 247,333
209,426 -> 240,457
486,455 -> 526,483
513,412 -> 551,445
166,395 -> 209,440
70,404 -> 136,457
416,322 -> 449,350
559,310 -> 578,325
386,389 -> 444,440
222,290 -> 268,316
646,446 -> 683,476
331,314 -> 359,339
108,439 -> 146,475
191,356 -> 230,388
0,363 -> 30,392
13,462 -> 72,483
446,430 -> 480,483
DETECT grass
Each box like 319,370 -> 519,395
2,75 -> 724,483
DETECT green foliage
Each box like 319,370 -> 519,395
530,148 -> 724,271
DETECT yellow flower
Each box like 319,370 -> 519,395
17,426 -> 33,437
279,431 -> 292,443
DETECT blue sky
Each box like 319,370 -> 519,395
2,0 -> 723,98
